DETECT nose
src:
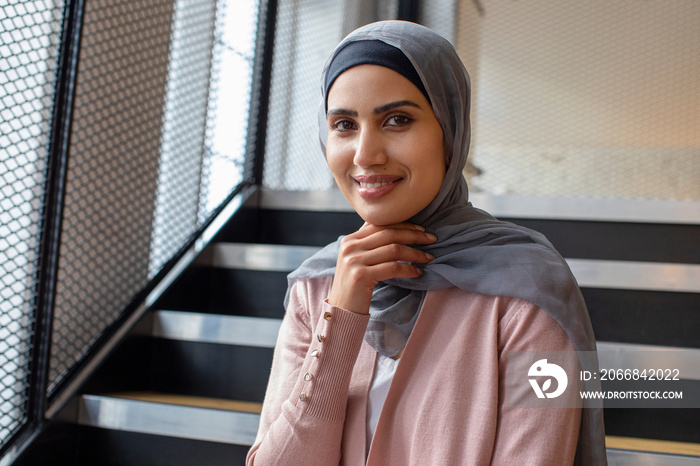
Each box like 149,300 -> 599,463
353,127 -> 387,167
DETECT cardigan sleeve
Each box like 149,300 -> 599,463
491,301 -> 582,465
246,278 -> 370,466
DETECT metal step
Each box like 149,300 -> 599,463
606,436 -> 700,458
77,393 -> 700,464
78,394 -> 260,446
207,243 -> 319,272
144,310 -> 700,383
607,449 -> 700,466
150,311 -> 281,348
596,342 -> 700,382
256,188 -> 700,225
250,189 -> 700,265
204,243 -> 700,294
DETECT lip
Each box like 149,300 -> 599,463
352,174 -> 402,200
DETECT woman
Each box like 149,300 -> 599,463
247,20 -> 606,465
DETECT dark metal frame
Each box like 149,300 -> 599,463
0,0 -> 86,459
22,0 -> 85,449
246,0 -> 278,186
2,0 -> 277,460
397,0 -> 421,22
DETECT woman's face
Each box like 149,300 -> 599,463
326,64 -> 446,226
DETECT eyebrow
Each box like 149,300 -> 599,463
373,100 -> 421,114
326,100 -> 422,118
326,108 -> 357,117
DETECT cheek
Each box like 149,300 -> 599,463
422,160 -> 445,193
416,133 -> 446,175
421,137 -> 447,194
325,141 -> 349,178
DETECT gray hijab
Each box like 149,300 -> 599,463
288,20 -> 605,465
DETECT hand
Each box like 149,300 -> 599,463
328,222 -> 437,315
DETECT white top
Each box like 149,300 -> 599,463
366,352 -> 400,455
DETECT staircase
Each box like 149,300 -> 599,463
14,189 -> 700,465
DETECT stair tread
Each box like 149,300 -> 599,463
147,310 -> 281,347
106,392 -> 263,414
79,393 -> 260,446
203,242 -> 700,294
86,393 -> 700,457
606,435 -> 700,456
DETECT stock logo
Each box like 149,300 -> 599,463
528,359 -> 568,399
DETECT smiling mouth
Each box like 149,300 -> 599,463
353,176 -> 402,200
358,181 -> 396,188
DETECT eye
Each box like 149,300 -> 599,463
330,119 -> 357,132
385,114 -> 413,127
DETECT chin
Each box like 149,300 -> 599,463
342,191 -> 418,226
354,207 -> 412,226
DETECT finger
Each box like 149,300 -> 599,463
353,221 -> 426,239
361,221 -> 425,233
354,227 -> 437,252
341,229 -> 436,258
363,243 -> 435,266
363,261 -> 424,283
375,221 -> 426,231
337,244 -> 433,274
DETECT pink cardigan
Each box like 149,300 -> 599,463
247,276 -> 581,465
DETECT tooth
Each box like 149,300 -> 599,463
360,181 -> 391,188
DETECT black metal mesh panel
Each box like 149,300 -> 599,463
0,0 -> 64,447
48,0 -> 175,393
446,0 -> 700,200
149,0 -> 218,276
262,0 -> 398,190
48,0 -> 256,393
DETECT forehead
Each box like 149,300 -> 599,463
327,64 -> 426,108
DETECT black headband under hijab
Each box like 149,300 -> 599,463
324,40 -> 430,111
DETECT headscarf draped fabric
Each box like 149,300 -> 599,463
288,20 -> 606,465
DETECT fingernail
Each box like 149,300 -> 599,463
414,224 -> 426,231
415,267 -> 423,276
426,233 -> 437,242
425,252 -> 435,260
